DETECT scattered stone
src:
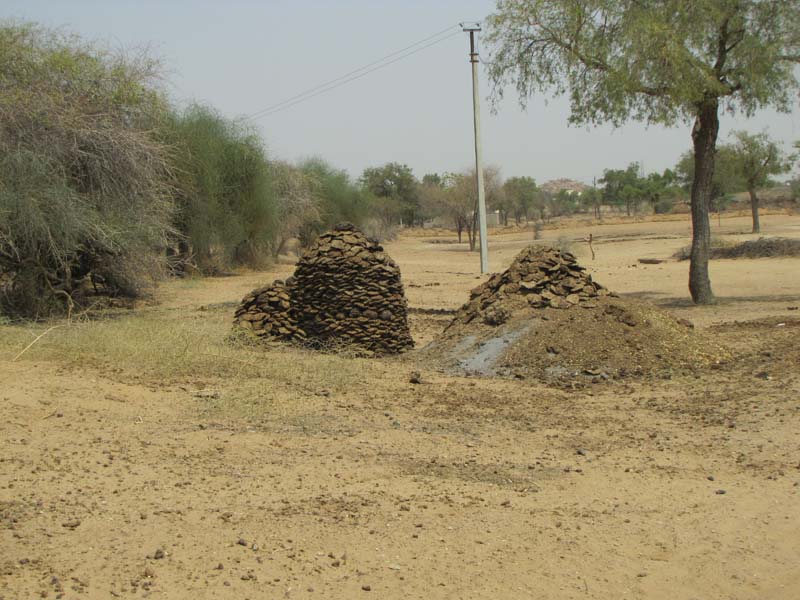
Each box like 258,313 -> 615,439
637,258 -> 665,264
153,549 -> 164,560
409,371 -> 422,384
237,538 -> 248,546
61,519 -> 80,530
362,585 -> 372,591
715,489 -> 727,495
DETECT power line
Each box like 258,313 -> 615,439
246,26 -> 461,121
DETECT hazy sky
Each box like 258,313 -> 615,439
5,1 -> 799,184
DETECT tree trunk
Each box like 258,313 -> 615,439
749,188 -> 760,233
688,100 -> 719,304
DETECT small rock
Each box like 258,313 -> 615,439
153,549 -> 165,560
362,585 -> 372,591
409,372 -> 422,384
237,538 -> 248,546
715,489 -> 727,495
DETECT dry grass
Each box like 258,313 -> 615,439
0,306 -> 376,394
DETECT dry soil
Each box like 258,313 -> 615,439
1,212 -> 799,600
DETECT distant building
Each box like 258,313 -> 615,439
540,178 -> 589,196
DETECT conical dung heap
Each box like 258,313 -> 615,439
451,245 -> 610,327
234,223 -> 414,355
429,245 -> 723,381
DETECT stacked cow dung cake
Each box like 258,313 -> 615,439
233,223 -> 413,355
427,245 -> 725,381
452,246 -> 611,326
233,280 -> 303,342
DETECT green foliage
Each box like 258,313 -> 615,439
600,163 -> 683,215
299,158 -> 369,244
163,104 -> 277,272
0,22 -> 174,317
676,146 -> 746,202
600,164 -> 643,215
486,1 -> 800,127
547,189 -> 580,218
360,162 -> 420,226
502,176 -> 538,224
729,130 -> 794,192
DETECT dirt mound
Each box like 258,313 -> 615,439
234,223 -> 413,355
674,237 -> 800,260
427,246 -> 725,382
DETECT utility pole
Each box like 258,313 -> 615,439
461,22 -> 489,274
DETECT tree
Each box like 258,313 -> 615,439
600,164 -> 643,216
300,158 -> 369,244
548,189 -> 580,217
437,172 -> 473,244
729,131 -> 794,233
269,161 -> 320,257
164,104 -> 277,272
580,186 -> 602,218
435,168 -> 503,249
503,176 -> 538,224
486,1 -> 800,304
418,173 -> 447,224
792,141 -> 800,201
676,146 -> 745,214
642,169 -> 683,214
360,163 -> 420,226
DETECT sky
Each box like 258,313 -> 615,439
4,0 -> 799,184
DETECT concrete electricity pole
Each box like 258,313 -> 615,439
461,22 -> 489,274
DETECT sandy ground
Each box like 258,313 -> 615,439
1,212 -> 799,599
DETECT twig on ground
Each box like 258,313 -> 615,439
12,324 -> 67,361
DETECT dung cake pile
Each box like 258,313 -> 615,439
429,245 -> 725,382
233,223 -> 413,355
233,280 -> 302,342
452,246 -> 609,327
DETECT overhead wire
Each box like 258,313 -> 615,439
245,25 -> 462,121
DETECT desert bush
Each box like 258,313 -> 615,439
163,104 -> 278,273
360,218 -> 398,242
297,158 -> 369,245
0,22 -> 174,317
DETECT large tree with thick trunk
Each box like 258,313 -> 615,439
485,0 -> 800,304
